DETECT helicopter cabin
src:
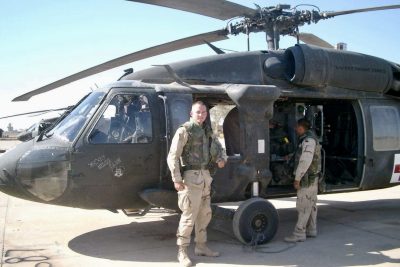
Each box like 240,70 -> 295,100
125,81 -> 398,203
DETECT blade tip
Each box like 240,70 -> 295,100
12,96 -> 29,102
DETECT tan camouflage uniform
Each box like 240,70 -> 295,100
167,119 -> 226,247
292,130 -> 321,239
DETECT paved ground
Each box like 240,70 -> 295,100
0,139 -> 21,153
0,186 -> 399,267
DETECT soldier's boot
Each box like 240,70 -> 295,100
178,246 -> 192,267
306,231 -> 317,238
195,243 -> 220,257
284,235 -> 306,243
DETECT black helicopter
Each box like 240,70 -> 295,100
1,1 -> 400,245
16,118 -> 58,142
0,107 -> 71,141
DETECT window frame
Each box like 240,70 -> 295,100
87,92 -> 154,145
370,105 -> 400,151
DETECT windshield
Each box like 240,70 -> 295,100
26,123 -> 37,132
47,91 -> 106,142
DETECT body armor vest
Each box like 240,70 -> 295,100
181,121 -> 211,168
294,130 -> 322,187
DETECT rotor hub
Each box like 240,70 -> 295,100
228,5 -> 327,37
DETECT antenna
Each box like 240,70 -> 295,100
246,25 -> 250,51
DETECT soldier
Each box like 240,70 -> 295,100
167,101 -> 227,267
285,118 -> 321,243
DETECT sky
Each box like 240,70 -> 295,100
1,0 -> 400,130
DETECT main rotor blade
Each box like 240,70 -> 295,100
0,107 -> 69,120
323,4 -> 400,17
12,29 -> 228,102
296,33 -> 334,49
127,0 -> 256,20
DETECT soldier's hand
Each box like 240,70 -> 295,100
174,182 -> 185,191
217,160 -> 226,169
293,180 -> 300,190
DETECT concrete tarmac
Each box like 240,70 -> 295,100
0,139 -> 21,153
0,186 -> 399,267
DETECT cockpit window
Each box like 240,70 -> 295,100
26,123 -> 37,132
89,93 -> 153,144
48,92 -> 106,142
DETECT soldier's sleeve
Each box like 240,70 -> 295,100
294,137 -> 316,181
212,136 -> 227,163
167,127 -> 188,183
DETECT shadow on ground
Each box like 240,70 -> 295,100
68,198 -> 400,266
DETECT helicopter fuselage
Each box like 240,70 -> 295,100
1,45 -> 400,212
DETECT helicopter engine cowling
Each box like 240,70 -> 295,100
283,44 -> 397,94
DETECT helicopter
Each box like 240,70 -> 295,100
1,0 -> 400,245
0,108 -> 70,142
16,117 -> 59,142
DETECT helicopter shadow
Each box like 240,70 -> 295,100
68,198 -> 400,266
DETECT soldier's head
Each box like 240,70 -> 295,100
190,101 -> 208,125
295,118 -> 311,136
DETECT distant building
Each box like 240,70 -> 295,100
7,123 -> 13,132
0,123 -> 20,139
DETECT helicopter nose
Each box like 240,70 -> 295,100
0,140 -> 35,198
0,139 -> 71,202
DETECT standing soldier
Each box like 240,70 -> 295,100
168,101 -> 227,267
285,118 -> 321,243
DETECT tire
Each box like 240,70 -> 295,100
232,198 -> 279,245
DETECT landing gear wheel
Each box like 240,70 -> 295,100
232,198 -> 279,245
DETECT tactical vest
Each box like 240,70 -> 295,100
294,130 -> 322,187
180,120 -> 212,169
180,120 -> 222,172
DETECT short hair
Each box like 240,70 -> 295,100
192,100 -> 206,108
297,118 -> 311,130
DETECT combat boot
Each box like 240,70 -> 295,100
195,243 -> 220,257
284,235 -> 306,243
178,246 -> 192,267
306,231 -> 317,238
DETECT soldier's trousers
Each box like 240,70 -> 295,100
176,170 -> 213,246
293,179 -> 318,238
